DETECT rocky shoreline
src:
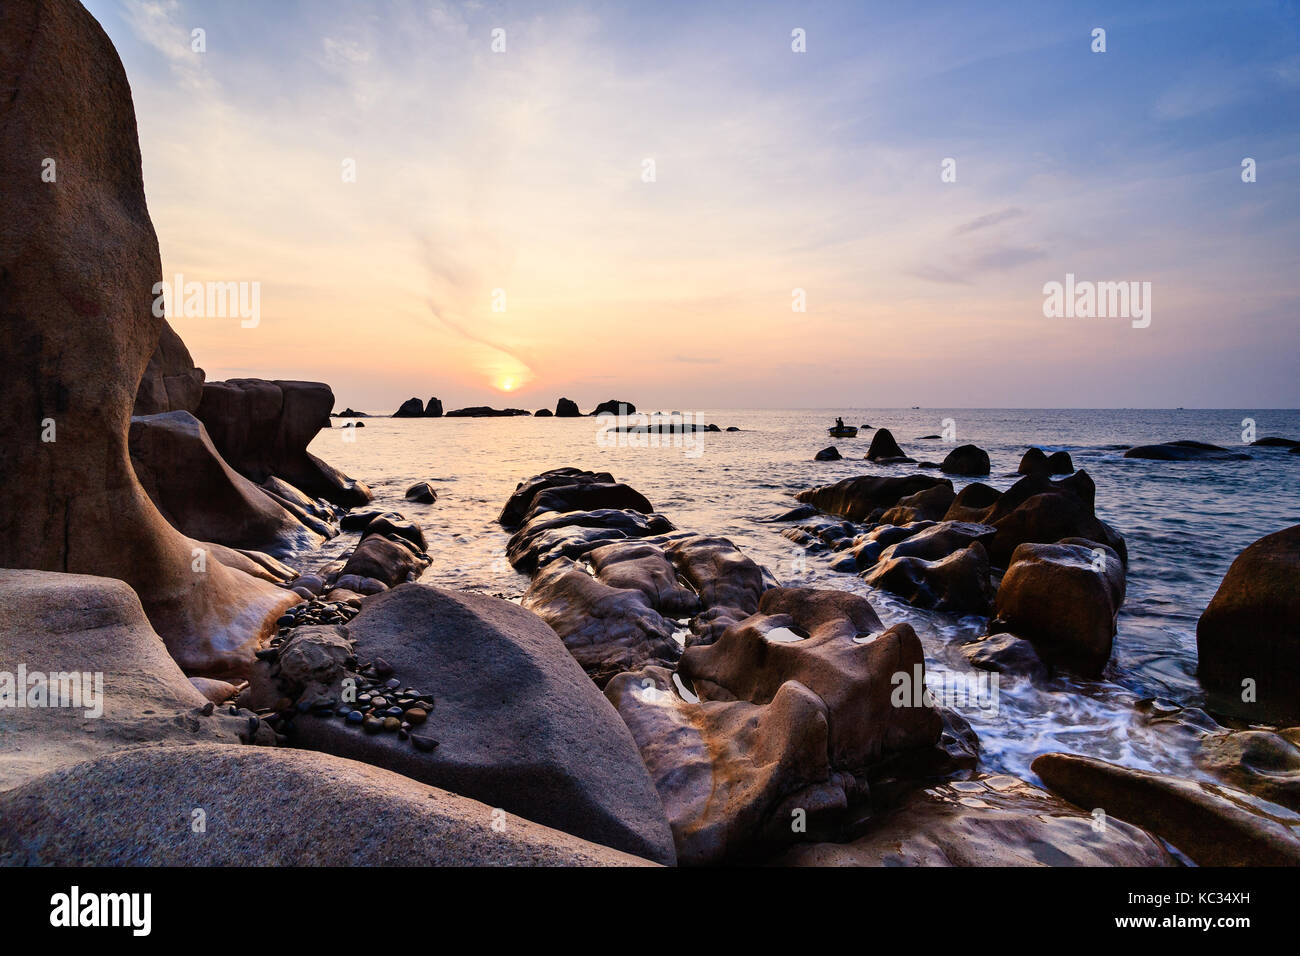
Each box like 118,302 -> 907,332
2,0 -> 1298,868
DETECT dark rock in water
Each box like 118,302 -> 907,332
0,0 -> 297,678
333,407 -> 367,417
706,423 -> 721,432
534,408 -> 553,417
665,534 -> 767,645
726,426 -> 740,432
941,471 -> 1127,569
814,446 -> 842,461
1197,729 -> 1300,812
879,483 -> 955,524
1123,440 -> 1250,461
424,397 -> 443,417
1032,752 -> 1300,866
917,435 -> 942,440
866,427 -> 913,463
962,633 -> 1048,679
588,541 -> 701,617
197,379 -> 372,507
361,513 -> 427,552
289,584 -> 677,865
1197,524 -> 1300,718
874,520 -> 996,564
794,474 -> 952,521
445,406 -> 531,417
863,541 -> 994,614
393,397 -> 425,418
940,443 -> 990,476
841,521 -> 934,571
555,397 -> 581,417
135,319 -> 205,416
340,509 -> 387,532
1018,447 -> 1074,476
991,539 -> 1125,677
507,508 -> 675,572
340,534 -> 429,589
591,399 -> 636,417
340,420 -> 364,427
129,410 -> 325,557
500,467 -> 616,526
405,481 -> 437,504
778,772 -> 1173,867
759,504 -> 822,523
1252,437 -> 1300,448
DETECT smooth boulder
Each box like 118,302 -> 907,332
940,443 -> 990,476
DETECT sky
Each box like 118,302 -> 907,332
83,0 -> 1300,410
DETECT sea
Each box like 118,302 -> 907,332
306,408 -> 1300,786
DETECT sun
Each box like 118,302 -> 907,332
497,376 -> 517,392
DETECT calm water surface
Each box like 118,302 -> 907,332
308,408 -> 1300,785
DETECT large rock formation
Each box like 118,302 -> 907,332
0,0 -> 295,677
591,399 -> 636,417
866,427 -> 913,463
992,539 -> 1125,676
1197,525 -> 1300,717
794,474 -> 952,522
129,410 -> 325,557
196,378 -> 371,507
555,397 -> 581,417
1033,752 -> 1300,866
0,745 -> 653,866
0,570 -> 253,793
777,774 -> 1173,866
285,584 -> 677,864
133,318 -> 205,415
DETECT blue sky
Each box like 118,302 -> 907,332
84,0 -> 1300,408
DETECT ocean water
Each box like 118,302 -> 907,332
306,408 -> 1300,785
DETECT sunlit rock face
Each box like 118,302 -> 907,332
0,0 -> 294,678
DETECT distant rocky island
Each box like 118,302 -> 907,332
376,396 -> 639,418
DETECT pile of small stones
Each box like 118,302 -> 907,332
333,659 -> 439,752
257,600 -> 438,752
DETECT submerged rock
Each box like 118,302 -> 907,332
1018,447 -> 1074,476
1123,440 -> 1250,462
814,446 -> 842,461
940,443 -> 991,476
866,427 -> 914,463
404,481 -> 437,504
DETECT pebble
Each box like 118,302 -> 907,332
363,716 -> 384,734
382,716 -> 401,732
346,710 -> 364,725
411,735 -> 438,752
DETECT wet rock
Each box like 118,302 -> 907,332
794,474 -> 952,522
289,583 -> 676,864
189,677 -> 241,705
360,513 -> 427,552
777,773 -> 1174,866
521,557 -> 681,685
840,521 -> 935,571
863,542 -> 994,613
606,666 -> 844,865
759,504 -> 822,523
525,482 -> 653,523
991,539 -> 1124,677
815,446 -> 842,462
0,745 -> 654,866
507,508 -> 674,572
962,633 -> 1048,679
1252,437 -> 1300,448
865,428 -> 913,463
1197,728 -> 1300,811
875,520 -> 996,564
1197,525 -> 1300,719
333,574 -> 387,595
941,471 -> 1126,568
664,534 -> 767,645
499,467 -> 616,526
879,483 -> 955,524
1123,440 -> 1250,462
339,534 -> 429,589
588,541 -> 701,617
1018,447 -> 1074,476
404,481 -> 437,504
680,589 -> 941,769
275,625 -> 354,707
1032,752 -> 1300,866
940,443 -> 991,476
